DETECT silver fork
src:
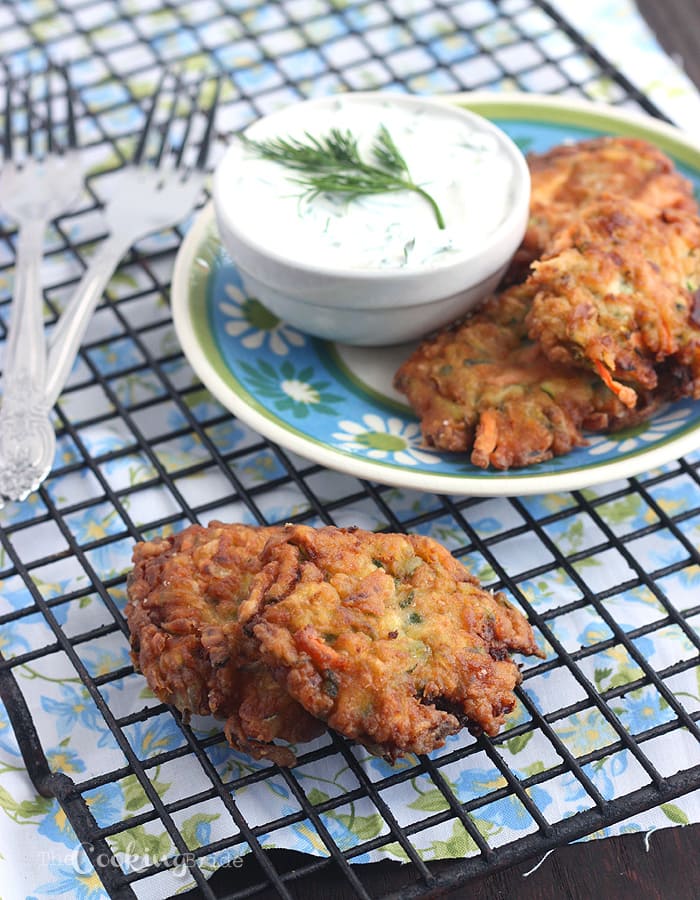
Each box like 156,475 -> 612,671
0,66 -> 85,504
45,72 -> 221,408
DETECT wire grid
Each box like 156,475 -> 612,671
0,0 -> 699,897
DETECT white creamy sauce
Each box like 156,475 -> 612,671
232,99 -> 518,271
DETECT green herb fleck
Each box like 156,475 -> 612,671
322,669 -> 339,698
242,125 -> 446,229
399,591 -> 415,608
408,611 -> 423,625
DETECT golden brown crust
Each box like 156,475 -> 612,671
125,522 -> 324,766
245,525 -> 543,760
511,136 -> 697,280
526,198 -> 700,405
396,137 -> 700,468
393,283 -> 670,469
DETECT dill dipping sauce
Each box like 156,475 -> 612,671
213,94 -> 530,345
230,96 -> 520,272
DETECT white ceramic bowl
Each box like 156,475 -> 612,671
213,93 -> 530,346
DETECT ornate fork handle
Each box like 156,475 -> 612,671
0,374 -> 55,500
0,219 -> 56,503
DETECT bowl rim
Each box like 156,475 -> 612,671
213,91 -> 531,283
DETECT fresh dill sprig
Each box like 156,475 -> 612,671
242,125 -> 446,230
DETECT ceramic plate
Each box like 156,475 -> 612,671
171,93 -> 700,496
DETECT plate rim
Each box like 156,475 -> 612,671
171,92 -> 700,497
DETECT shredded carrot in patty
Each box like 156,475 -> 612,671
472,409 -> 499,468
594,359 -> 638,408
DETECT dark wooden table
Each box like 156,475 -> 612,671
183,5 -> 700,897
186,823 -> 699,899
637,0 -> 700,90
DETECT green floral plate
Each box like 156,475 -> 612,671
171,93 -> 700,497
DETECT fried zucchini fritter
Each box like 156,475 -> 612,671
396,137 -> 700,469
125,523 -> 324,766
526,199 -> 700,406
510,136 -> 697,280
246,525 -> 542,760
394,283 -> 669,469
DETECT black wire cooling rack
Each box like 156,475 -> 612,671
1,1 -> 700,898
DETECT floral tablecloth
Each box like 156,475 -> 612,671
0,1 -> 700,898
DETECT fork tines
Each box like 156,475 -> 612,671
133,69 -> 221,173
2,64 -> 78,163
